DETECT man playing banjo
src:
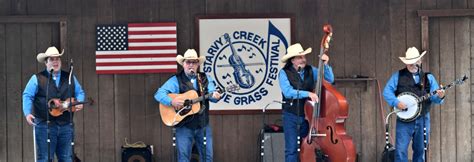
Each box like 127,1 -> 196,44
383,47 -> 445,162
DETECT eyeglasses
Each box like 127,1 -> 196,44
184,60 -> 199,64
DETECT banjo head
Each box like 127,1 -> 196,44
395,92 -> 421,122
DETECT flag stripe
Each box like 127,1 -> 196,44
96,61 -> 176,66
96,50 -> 177,55
96,65 -> 176,70
128,46 -> 176,50
128,23 -> 176,27
129,42 -> 177,46
96,54 -> 176,59
128,34 -> 176,39
96,58 -> 176,63
128,31 -> 176,35
96,69 -> 177,74
128,26 -> 176,31
128,38 -> 177,42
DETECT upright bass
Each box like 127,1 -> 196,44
300,24 -> 357,162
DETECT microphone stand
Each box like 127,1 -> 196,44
418,64 -> 428,162
67,59 -> 76,161
46,68 -> 53,162
296,66 -> 302,162
196,73 -> 207,162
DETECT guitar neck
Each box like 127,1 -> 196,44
191,93 -> 213,104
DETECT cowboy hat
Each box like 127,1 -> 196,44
176,49 -> 205,66
37,46 -> 64,63
280,43 -> 312,63
399,47 -> 426,65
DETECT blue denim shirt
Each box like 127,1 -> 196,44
278,64 -> 334,99
22,69 -> 86,116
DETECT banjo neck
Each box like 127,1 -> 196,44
418,74 -> 468,102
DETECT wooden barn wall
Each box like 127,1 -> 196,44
0,0 -> 472,161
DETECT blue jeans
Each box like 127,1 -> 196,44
176,125 -> 213,162
395,113 -> 430,162
282,110 -> 309,162
34,121 -> 73,162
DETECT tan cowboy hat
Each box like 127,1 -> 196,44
399,47 -> 426,65
176,49 -> 205,66
280,43 -> 312,63
37,46 -> 64,63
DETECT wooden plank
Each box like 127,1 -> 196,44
0,16 -> 67,23
97,0 -> 114,161
81,0 -> 100,159
343,0 -> 362,156
439,16 -> 457,161
209,115 -> 222,161
129,73 -> 146,140
0,0 -> 10,15
359,0 -> 377,160
222,115 -> 239,161
418,9 -> 474,17
21,24 -> 36,162
114,74 -> 130,161
237,115 -> 255,162
98,74 -> 115,162
65,0 -> 84,159
454,16 -> 471,162
155,0 -> 174,161
10,0 -> 26,15
6,23 -> 23,162
0,24 -> 7,162
144,74 -> 161,162
427,16 -> 442,162
374,0 -> 393,160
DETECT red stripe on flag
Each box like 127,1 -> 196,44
128,46 -> 176,50
128,38 -> 177,42
96,61 -> 176,66
128,23 -> 176,27
128,31 -> 176,35
96,69 -> 177,74
96,54 -> 176,58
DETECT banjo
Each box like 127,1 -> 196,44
395,74 -> 468,122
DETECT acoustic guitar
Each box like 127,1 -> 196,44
159,84 -> 239,126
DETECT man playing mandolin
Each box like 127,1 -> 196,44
383,47 -> 445,162
155,49 -> 222,162
22,46 -> 86,161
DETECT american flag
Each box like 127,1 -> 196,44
95,23 -> 177,74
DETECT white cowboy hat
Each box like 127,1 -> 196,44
399,47 -> 426,65
280,43 -> 312,63
37,46 -> 64,63
176,49 -> 205,66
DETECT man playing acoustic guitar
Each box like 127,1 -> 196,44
383,47 -> 445,162
155,49 -> 222,162
22,46 -> 86,162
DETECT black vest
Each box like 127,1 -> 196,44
33,70 -> 76,125
281,65 -> 315,116
175,71 -> 210,129
395,68 -> 432,116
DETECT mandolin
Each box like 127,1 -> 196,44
48,97 -> 93,117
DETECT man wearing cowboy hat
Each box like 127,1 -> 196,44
383,47 -> 445,162
155,49 -> 221,162
22,46 -> 85,161
278,43 -> 334,162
